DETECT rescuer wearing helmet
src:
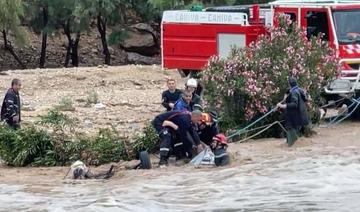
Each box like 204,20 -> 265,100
152,110 -> 203,166
210,134 -> 230,167
197,111 -> 219,146
185,78 -> 202,111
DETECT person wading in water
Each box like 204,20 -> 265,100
277,76 -> 310,146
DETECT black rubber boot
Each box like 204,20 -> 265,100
158,156 -> 169,167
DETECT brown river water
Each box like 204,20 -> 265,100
1,123 -> 360,211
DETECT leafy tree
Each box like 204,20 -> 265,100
235,0 -> 270,4
78,0 -> 123,65
131,0 -> 157,22
148,0 -> 185,10
0,0 -> 27,69
24,0 -> 53,68
47,0 -> 90,67
202,0 -> 236,6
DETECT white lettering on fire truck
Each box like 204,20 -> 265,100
162,11 -> 248,25
208,14 -> 232,23
175,13 -> 199,22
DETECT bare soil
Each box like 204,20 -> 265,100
0,65 -> 183,138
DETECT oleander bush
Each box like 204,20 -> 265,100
202,15 -> 340,135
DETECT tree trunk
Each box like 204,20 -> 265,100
63,23 -> 72,67
97,14 -> 111,65
2,30 -> 26,69
39,33 -> 48,68
64,43 -> 71,68
97,15 -> 110,65
71,33 -> 80,67
39,8 -> 49,68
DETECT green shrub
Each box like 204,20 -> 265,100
0,124 -> 54,166
55,97 -> 75,111
0,125 -> 19,165
131,123 -> 159,156
0,110 -> 159,167
70,129 -> 128,166
37,108 -> 77,135
86,90 -> 99,106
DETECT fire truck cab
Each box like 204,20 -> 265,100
161,0 -> 360,95
270,0 -> 360,96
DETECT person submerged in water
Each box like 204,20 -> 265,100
67,161 -> 115,180
210,134 -> 230,167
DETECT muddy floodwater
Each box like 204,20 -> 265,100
1,155 -> 360,211
1,122 -> 360,211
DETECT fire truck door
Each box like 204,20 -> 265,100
301,9 -> 331,41
217,33 -> 246,58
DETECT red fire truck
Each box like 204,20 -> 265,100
161,0 -> 360,96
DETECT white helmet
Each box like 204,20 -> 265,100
186,78 -> 198,88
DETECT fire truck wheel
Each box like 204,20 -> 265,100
178,69 -> 190,78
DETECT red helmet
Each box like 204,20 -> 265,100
213,134 -> 228,145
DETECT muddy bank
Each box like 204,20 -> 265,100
1,122 -> 359,186
1,118 -> 360,211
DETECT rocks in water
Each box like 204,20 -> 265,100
127,52 -> 160,65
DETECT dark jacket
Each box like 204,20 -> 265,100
173,98 -> 193,112
198,123 -> 219,146
152,111 -> 200,146
214,148 -> 230,166
285,88 -> 309,129
162,89 -> 182,111
1,88 -> 21,126
192,94 -> 202,107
